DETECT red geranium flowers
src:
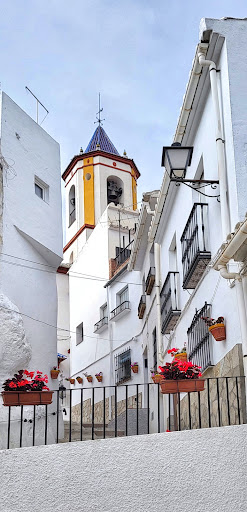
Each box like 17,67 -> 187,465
158,360 -> 202,380
2,370 -> 50,392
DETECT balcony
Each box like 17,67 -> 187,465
181,203 -> 211,289
145,267 -> 155,295
94,317 -> 108,333
187,302 -> 212,371
161,272 -> 181,334
138,295 -> 146,319
110,301 -> 131,321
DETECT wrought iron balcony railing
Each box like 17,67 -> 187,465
110,301 -> 131,320
181,203 -> 211,289
161,272 -> 181,334
94,317 -> 108,333
138,295 -> 146,319
187,302 -> 212,371
145,267 -> 155,295
3,376 -> 246,449
115,240 -> 133,267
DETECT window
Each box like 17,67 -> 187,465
115,348 -> 131,384
107,175 -> 123,205
76,322 -> 83,345
187,303 -> 212,371
118,286 -> 129,306
34,176 -> 49,202
153,328 -> 157,371
100,303 -> 107,319
69,185 -> 76,226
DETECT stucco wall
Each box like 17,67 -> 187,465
0,425 -> 246,512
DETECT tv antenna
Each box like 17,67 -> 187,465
25,86 -> 49,125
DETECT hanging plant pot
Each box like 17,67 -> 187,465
69,378 -> 75,385
152,374 -> 163,384
174,352 -> 187,362
95,375 -> 103,382
86,376 -> 93,383
160,379 -> 205,394
76,377 -> 83,384
2,391 -> 53,406
131,365 -> 139,374
209,323 -> 226,341
50,369 -> 60,379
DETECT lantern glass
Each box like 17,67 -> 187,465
162,145 -> 193,179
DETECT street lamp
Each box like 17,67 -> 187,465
161,142 -> 193,180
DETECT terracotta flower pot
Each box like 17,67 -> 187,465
152,374 -> 163,384
76,377 -> 83,384
50,369 -> 60,379
209,323 -> 226,341
96,375 -> 103,382
87,376 -> 93,383
2,391 -> 53,406
69,378 -> 75,385
174,352 -> 187,362
131,365 -> 138,374
160,379 -> 205,394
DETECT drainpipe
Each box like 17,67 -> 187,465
154,243 -> 163,365
198,48 -> 230,240
107,285 -> 113,420
154,242 -> 166,431
218,264 -> 247,403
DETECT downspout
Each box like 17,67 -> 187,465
198,48 -> 230,240
154,243 -> 163,365
107,285 -> 113,420
218,264 -> 247,403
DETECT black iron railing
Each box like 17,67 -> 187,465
161,272 -> 180,334
187,302 -> 212,371
138,295 -> 146,319
115,240 -> 133,267
110,301 -> 130,319
180,203 -> 211,289
94,317 -> 108,333
2,376 -> 246,450
145,267 -> 155,295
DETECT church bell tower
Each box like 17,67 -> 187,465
62,113 -> 140,262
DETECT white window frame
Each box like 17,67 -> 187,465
76,322 -> 84,345
34,176 -> 49,203
117,286 -> 129,306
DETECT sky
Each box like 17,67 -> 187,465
1,0 -> 247,202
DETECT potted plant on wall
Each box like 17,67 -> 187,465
131,362 -> 139,374
168,345 -> 187,362
2,370 -> 53,406
201,316 -> 226,341
158,360 -> 204,394
95,372 -> 103,382
50,366 -> 60,379
84,373 -> 93,383
150,370 -> 162,384
76,376 -> 83,384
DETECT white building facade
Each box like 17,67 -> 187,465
0,92 -> 63,448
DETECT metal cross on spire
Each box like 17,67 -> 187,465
94,93 -> 105,126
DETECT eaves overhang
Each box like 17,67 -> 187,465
62,151 -> 140,181
148,29 -> 225,244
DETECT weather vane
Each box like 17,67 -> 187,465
94,93 -> 105,126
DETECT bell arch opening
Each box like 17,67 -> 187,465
107,176 -> 124,206
69,185 -> 76,226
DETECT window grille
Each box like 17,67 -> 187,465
187,302 -> 212,371
115,348 -> 131,384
